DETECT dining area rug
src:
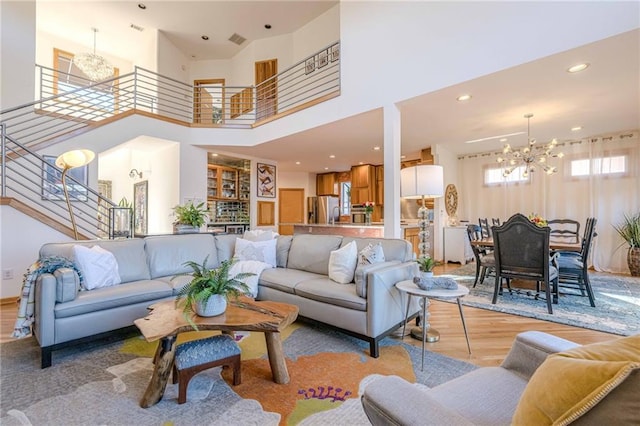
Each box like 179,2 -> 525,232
0,322 -> 477,426
445,263 -> 640,336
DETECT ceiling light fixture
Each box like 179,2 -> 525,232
201,35 -> 209,41
138,3 -> 146,10
329,154 -> 335,158
295,161 -> 301,165
497,113 -> 564,177
571,126 -> 582,132
373,146 -> 381,151
264,24 -> 272,29
567,63 -> 589,73
457,94 -> 472,101
73,28 -> 114,82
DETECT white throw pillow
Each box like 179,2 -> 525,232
229,260 -> 272,298
234,238 -> 277,267
354,243 -> 386,290
243,229 -> 276,242
73,245 -> 121,291
328,240 -> 358,284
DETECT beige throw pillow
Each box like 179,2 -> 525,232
328,240 -> 358,284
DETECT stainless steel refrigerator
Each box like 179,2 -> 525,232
308,196 -> 340,224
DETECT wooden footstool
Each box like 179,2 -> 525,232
172,334 -> 241,404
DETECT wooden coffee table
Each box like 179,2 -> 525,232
134,296 -> 299,408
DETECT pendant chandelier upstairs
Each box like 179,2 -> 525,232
497,113 -> 564,177
73,28 -> 114,82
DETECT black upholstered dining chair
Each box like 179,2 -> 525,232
491,218 -> 501,226
479,218 -> 491,239
491,213 -> 558,314
466,224 -> 495,287
556,217 -> 597,307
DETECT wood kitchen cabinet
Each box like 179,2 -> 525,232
207,165 -> 238,200
316,172 -> 338,196
350,164 -> 375,188
375,165 -> 384,204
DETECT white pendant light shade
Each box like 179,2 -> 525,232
401,165 -> 444,199
55,149 -> 95,169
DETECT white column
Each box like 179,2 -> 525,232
383,104 -> 402,239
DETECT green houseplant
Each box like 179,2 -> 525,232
173,257 -> 254,327
172,201 -> 208,233
416,256 -> 436,278
613,212 -> 640,276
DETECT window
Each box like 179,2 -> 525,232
570,155 -> 627,176
340,182 -> 351,214
53,48 -> 120,113
484,165 -> 529,185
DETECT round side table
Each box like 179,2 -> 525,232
396,280 -> 472,371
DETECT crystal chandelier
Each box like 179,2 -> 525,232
73,28 -> 114,82
497,113 -> 564,177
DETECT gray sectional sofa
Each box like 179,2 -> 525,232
35,233 -> 419,367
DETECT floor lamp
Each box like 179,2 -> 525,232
55,149 -> 95,240
400,164 -> 444,341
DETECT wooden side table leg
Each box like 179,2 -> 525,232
140,335 -> 177,408
264,332 -> 289,384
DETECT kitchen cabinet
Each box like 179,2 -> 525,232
375,165 -> 384,205
207,165 -> 238,200
403,226 -> 434,260
443,226 -> 473,265
316,172 -> 338,196
350,164 -> 375,188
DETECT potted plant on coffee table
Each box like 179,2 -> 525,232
173,257 -> 255,328
172,201 -> 208,233
613,212 -> 640,276
415,256 -> 436,279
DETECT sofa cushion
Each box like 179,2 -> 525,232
512,334 -> 640,425
276,235 -> 293,268
215,234 -> 238,263
155,274 -> 192,294
259,268 -> 325,294
341,237 -> 413,262
40,239 -> 150,283
328,240 -> 358,284
146,234 -> 217,278
73,245 -> 121,290
294,278 -> 366,311
287,234 -> 343,275
54,280 -> 173,318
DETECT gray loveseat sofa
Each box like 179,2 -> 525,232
35,233 -> 419,367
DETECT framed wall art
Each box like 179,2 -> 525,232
41,155 -> 88,201
318,50 -> 329,68
133,180 -> 148,235
305,57 -> 315,75
257,163 -> 276,198
330,44 -> 340,62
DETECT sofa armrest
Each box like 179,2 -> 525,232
501,331 -> 580,380
34,273 -> 57,347
366,262 -> 419,337
362,376 -> 474,426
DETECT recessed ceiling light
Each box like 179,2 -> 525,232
211,153 -> 218,157
264,24 -> 272,29
457,94 -> 472,101
373,146 -> 381,151
359,162 -> 364,165
324,167 -> 329,170
295,161 -> 300,165
400,155 -> 406,159
571,126 -> 582,132
329,154 -> 335,158
567,63 -> 589,73
201,35 -> 209,41
138,3 -> 146,10
499,138 -> 507,142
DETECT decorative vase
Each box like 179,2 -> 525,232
628,247 -> 640,277
365,212 -> 372,225
195,295 -> 227,317
174,224 -> 200,234
420,271 -> 434,280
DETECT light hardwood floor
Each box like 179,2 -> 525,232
0,263 -> 617,368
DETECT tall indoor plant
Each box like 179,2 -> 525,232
613,212 -> 640,276
172,201 -> 208,233
173,257 -> 254,326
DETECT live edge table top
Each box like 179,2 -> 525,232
134,296 -> 299,342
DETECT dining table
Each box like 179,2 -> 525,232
470,239 -> 582,252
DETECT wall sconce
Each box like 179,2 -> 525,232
55,149 -> 95,240
129,169 -> 143,179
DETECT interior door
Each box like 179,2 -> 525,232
278,188 -> 304,235
194,79 -> 225,124
255,59 -> 278,121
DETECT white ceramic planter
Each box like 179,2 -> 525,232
420,271 -> 434,280
195,295 -> 227,317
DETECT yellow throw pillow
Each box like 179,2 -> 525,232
512,334 -> 640,426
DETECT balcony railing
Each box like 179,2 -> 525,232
0,42 -> 340,238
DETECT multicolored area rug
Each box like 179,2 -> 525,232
446,264 -> 640,336
0,322 -> 477,425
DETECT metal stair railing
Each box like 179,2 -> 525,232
0,41 -> 340,238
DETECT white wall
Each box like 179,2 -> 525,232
157,30 -> 191,84
433,143 -> 459,261
146,144 -> 180,233
292,3 -> 340,61
0,206 -> 71,298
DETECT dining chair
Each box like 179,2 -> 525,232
491,218 -> 501,226
547,219 -> 581,244
556,218 -> 597,307
466,224 -> 495,287
491,213 -> 558,314
479,218 -> 491,239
